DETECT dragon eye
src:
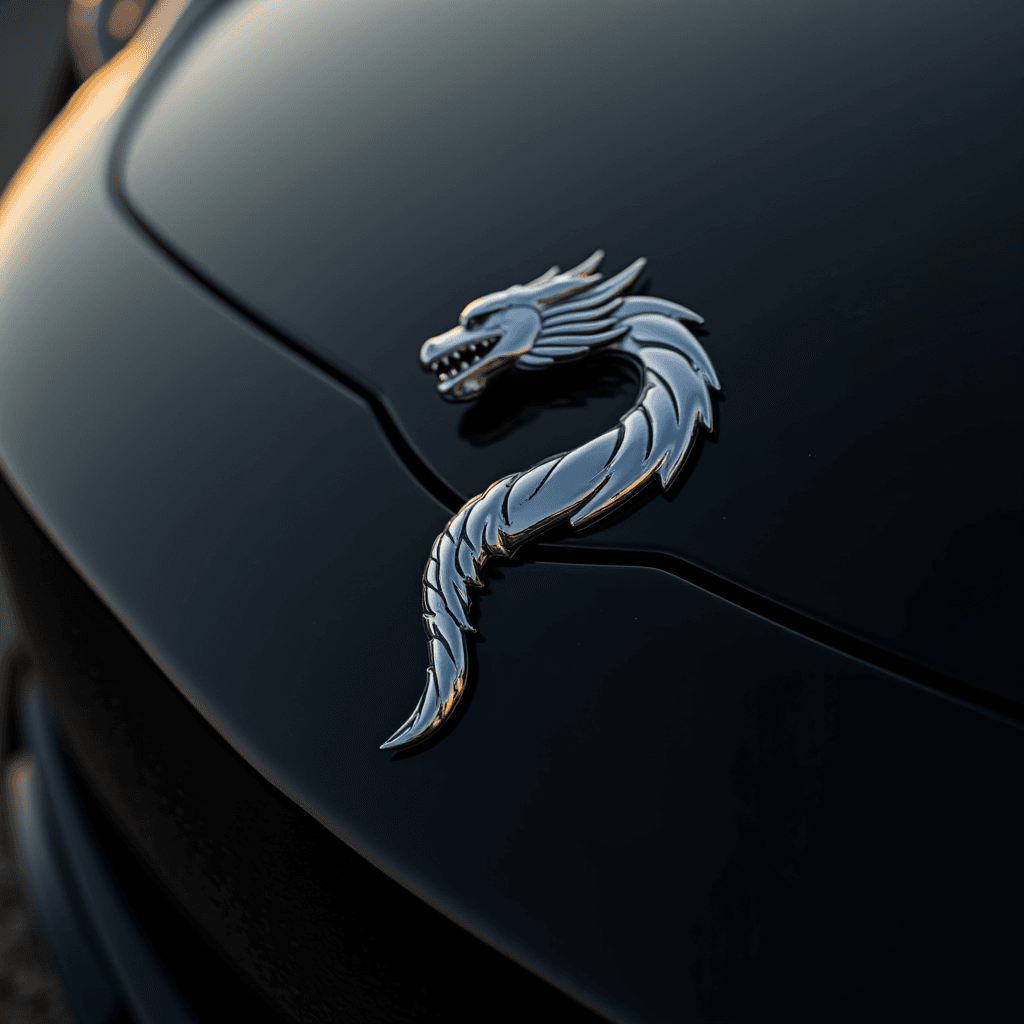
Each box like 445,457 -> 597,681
466,313 -> 489,330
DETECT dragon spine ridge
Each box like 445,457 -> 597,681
382,252 -> 720,750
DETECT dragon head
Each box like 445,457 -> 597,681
420,250 -> 646,401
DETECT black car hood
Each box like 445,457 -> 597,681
120,0 -> 1023,700
2,2 -> 1023,1021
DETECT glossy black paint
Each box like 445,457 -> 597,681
0,478 -> 601,1023
0,1 -> 1022,1020
4,463 -> 1024,1021
122,0 -> 1024,700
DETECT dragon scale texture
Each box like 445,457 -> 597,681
381,255 -> 720,749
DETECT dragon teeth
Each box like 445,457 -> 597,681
431,337 -> 495,380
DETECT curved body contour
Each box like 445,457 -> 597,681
382,253 -> 720,749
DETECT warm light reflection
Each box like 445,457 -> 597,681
0,0 -> 187,292
6,756 -> 34,819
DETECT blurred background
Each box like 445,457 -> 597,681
1,0 -> 158,190
1,1 -> 74,198
1,4 -> 151,1019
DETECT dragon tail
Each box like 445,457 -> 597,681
379,485 -> 510,750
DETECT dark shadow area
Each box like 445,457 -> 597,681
41,43 -> 79,127
457,354 -> 638,446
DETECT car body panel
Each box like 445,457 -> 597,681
1,1 -> 1022,1020
120,0 -> 1024,701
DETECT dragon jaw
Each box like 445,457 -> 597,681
419,250 -> 612,401
420,305 -> 542,401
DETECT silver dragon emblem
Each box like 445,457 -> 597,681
381,251 -> 719,750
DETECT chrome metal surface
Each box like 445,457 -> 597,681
383,253 -> 719,749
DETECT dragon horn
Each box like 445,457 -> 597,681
524,265 -> 561,286
563,250 -> 605,278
